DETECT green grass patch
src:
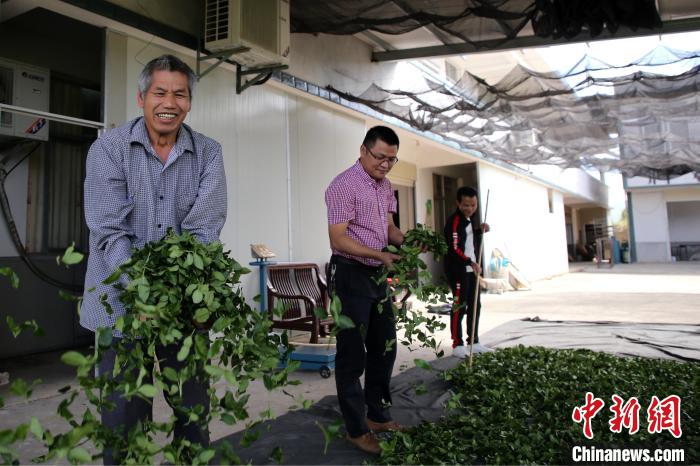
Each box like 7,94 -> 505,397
379,346 -> 698,465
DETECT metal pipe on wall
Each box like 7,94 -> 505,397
284,94 -> 293,261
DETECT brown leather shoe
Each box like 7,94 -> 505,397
366,418 -> 408,433
346,432 -> 381,455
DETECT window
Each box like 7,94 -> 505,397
26,78 -> 99,253
0,65 -> 13,128
433,174 -> 457,229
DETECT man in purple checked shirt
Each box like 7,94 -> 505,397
325,126 -> 406,455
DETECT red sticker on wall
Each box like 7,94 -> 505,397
25,118 -> 47,134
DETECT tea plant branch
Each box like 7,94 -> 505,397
23,230 -> 301,464
380,224 -> 450,359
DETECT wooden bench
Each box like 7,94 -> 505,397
266,263 -> 334,343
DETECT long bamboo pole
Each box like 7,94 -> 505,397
468,189 -> 490,368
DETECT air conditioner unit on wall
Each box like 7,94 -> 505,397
0,57 -> 50,142
204,0 -> 290,68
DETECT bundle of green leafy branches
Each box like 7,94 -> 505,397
382,224 -> 450,355
22,230 -> 297,465
378,346 -> 698,465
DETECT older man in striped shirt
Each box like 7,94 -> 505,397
325,126 -> 405,455
82,55 -> 226,464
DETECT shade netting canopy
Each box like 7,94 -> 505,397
327,45 -> 700,178
292,1 -> 700,177
291,0 -> 660,45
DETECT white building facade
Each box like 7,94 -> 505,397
626,173 -> 700,262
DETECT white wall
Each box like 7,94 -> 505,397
630,191 -> 671,262
414,160 -> 569,283
525,165 -> 609,207
104,30 -> 128,129
288,95 -> 365,267
629,186 -> 700,261
416,167 -> 435,229
478,164 -> 569,280
289,34 -> 401,94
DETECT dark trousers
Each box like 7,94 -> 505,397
97,338 -> 210,465
330,256 -> 397,438
447,271 -> 481,347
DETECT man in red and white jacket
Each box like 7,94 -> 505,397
443,186 -> 493,358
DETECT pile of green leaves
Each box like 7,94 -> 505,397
381,224 -> 449,355
21,230 -> 297,464
379,346 -> 698,465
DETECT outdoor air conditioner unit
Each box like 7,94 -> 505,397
204,0 -> 290,68
0,57 -> 50,142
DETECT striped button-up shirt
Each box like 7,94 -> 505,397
81,117 -> 227,333
325,159 -> 397,266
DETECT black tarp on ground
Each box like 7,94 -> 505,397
214,319 -> 700,464
213,356 -> 460,465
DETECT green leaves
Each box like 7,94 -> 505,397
0,267 -> 19,288
60,351 -> 88,367
404,223 -> 448,259
316,419 -> 344,455
5,316 -> 43,338
29,418 -> 43,440
137,284 -> 149,303
270,446 -> 284,464
375,225 -> 449,361
328,296 -> 355,330
378,346 -> 700,465
96,327 -> 113,348
137,384 -> 157,398
177,335 -> 193,362
193,252 -> 204,270
0,230 -> 295,465
10,378 -> 41,399
193,308 -> 210,323
67,447 -> 92,464
58,243 -> 84,266
103,268 -> 122,285
197,448 -> 216,464
413,358 -> 431,370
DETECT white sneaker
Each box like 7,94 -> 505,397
452,345 -> 468,359
471,343 -> 494,353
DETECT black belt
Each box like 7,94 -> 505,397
331,254 -> 383,273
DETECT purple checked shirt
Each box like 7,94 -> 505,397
325,160 -> 397,266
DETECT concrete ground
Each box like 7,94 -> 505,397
1,261 -> 699,463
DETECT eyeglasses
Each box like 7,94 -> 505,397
364,145 -> 399,166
